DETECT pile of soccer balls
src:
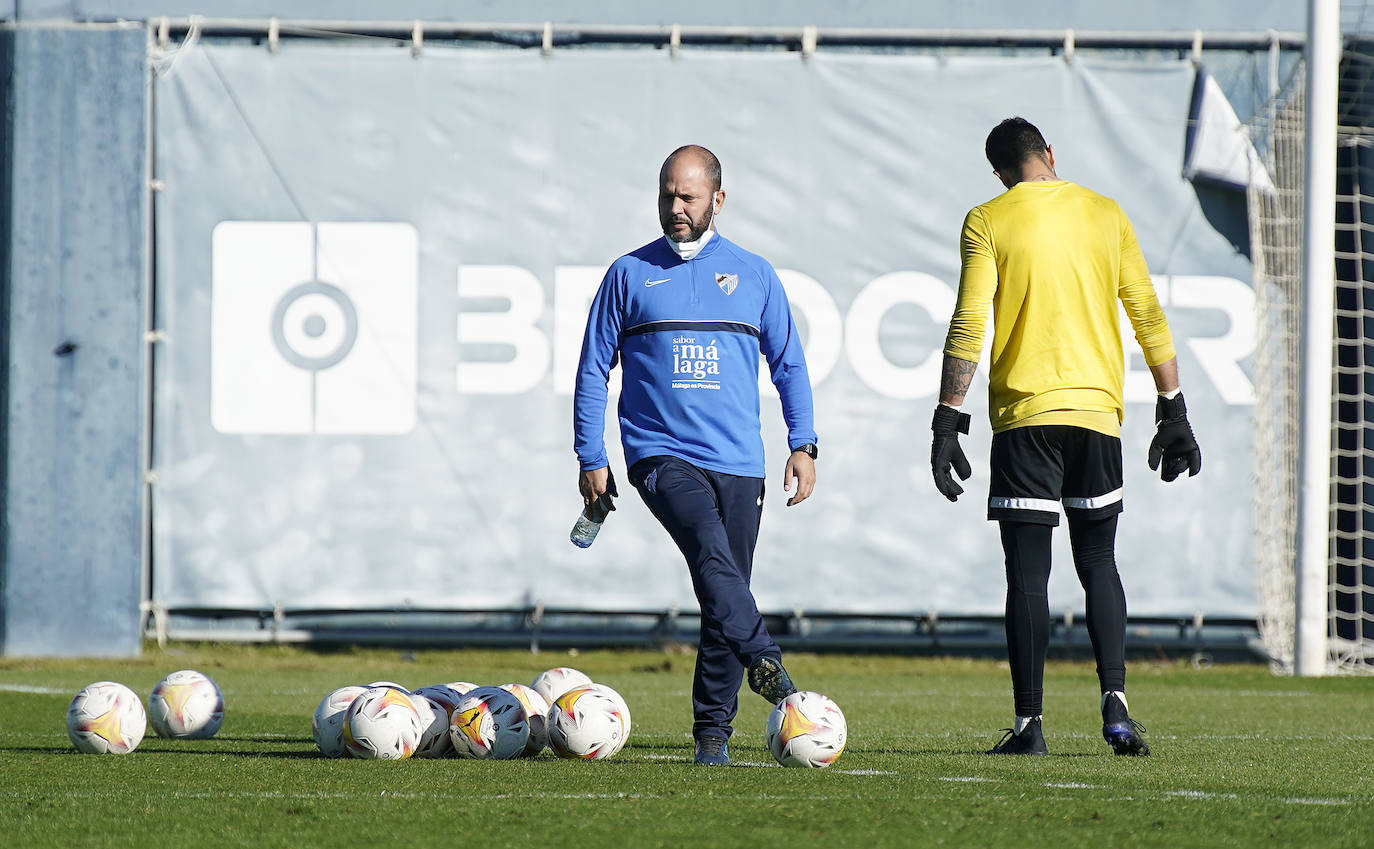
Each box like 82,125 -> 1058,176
65,663 -> 845,768
66,669 -> 225,755
312,666 -> 632,761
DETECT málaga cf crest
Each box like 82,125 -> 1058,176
715,273 -> 738,295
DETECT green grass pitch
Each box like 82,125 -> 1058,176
0,645 -> 1370,848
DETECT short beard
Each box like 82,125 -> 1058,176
664,206 -> 714,243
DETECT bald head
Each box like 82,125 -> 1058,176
658,145 -> 725,243
661,145 -> 722,193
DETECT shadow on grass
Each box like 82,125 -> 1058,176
0,743 -> 321,759
147,748 -> 323,759
0,745 -> 77,754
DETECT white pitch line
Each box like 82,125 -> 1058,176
2,788 -> 1367,808
1045,782 -> 1103,789
1049,731 -> 1374,742
836,769 -> 896,776
731,760 -> 781,768
493,792 -> 648,800
0,684 -> 71,695
938,776 -> 991,783
1194,690 -> 1315,698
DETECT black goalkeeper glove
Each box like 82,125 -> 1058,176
931,405 -> 973,502
1147,392 -> 1202,482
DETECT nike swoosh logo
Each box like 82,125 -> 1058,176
644,278 -> 671,287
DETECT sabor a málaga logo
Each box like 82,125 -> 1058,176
670,335 -> 722,390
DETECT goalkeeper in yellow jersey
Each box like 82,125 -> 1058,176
931,117 -> 1201,757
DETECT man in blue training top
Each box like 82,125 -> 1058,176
573,144 -> 819,766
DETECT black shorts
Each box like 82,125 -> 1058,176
988,425 -> 1123,526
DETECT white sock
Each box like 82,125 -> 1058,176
1101,691 -> 1128,712
1014,715 -> 1040,734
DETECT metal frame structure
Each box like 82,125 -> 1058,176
147,18 -> 1306,55
145,605 -> 1262,663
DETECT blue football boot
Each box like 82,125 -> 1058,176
693,733 -> 730,766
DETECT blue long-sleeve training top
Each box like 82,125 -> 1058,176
573,231 -> 817,479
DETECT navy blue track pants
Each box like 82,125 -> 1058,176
629,455 -> 781,739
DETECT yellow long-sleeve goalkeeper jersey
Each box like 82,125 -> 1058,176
944,180 -> 1175,436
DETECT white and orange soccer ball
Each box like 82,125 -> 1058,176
546,683 -> 630,760
312,685 -> 366,758
584,683 -> 632,739
764,691 -> 847,768
343,686 -> 424,760
530,667 -> 592,705
499,683 -> 551,756
449,686 -> 529,760
147,670 -> 224,739
67,681 -> 147,755
409,693 -> 453,759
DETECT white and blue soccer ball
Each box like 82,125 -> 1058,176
312,685 -> 366,758
147,669 -> 224,739
450,686 -> 529,760
412,685 -> 465,719
67,681 -> 147,755
764,691 -> 847,768
546,683 -> 629,761
408,693 -> 453,759
343,686 -> 424,760
499,683 -> 551,756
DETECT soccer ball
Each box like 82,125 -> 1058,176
67,681 -> 146,755
409,693 -> 453,759
412,684 -> 465,718
530,666 -> 592,705
449,686 -> 529,760
365,680 -> 411,693
147,670 -> 224,739
343,686 -> 424,760
312,685 -> 366,757
444,681 -> 479,696
764,691 -> 847,768
499,683 -> 551,756
546,684 -> 629,760
584,682 -> 632,739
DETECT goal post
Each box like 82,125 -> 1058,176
1296,0 -> 1340,676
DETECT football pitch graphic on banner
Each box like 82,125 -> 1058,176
152,44 -> 1256,618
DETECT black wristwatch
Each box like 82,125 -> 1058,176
793,443 -> 818,460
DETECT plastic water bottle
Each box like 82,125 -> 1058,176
569,512 -> 602,548
570,492 -> 615,548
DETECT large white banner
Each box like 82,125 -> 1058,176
153,44 -> 1256,617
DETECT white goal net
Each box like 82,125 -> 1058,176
1250,26 -> 1374,674
1249,67 -> 1307,674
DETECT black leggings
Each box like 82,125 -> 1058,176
1000,514 -> 1127,718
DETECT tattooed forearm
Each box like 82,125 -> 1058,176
938,356 -> 978,407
